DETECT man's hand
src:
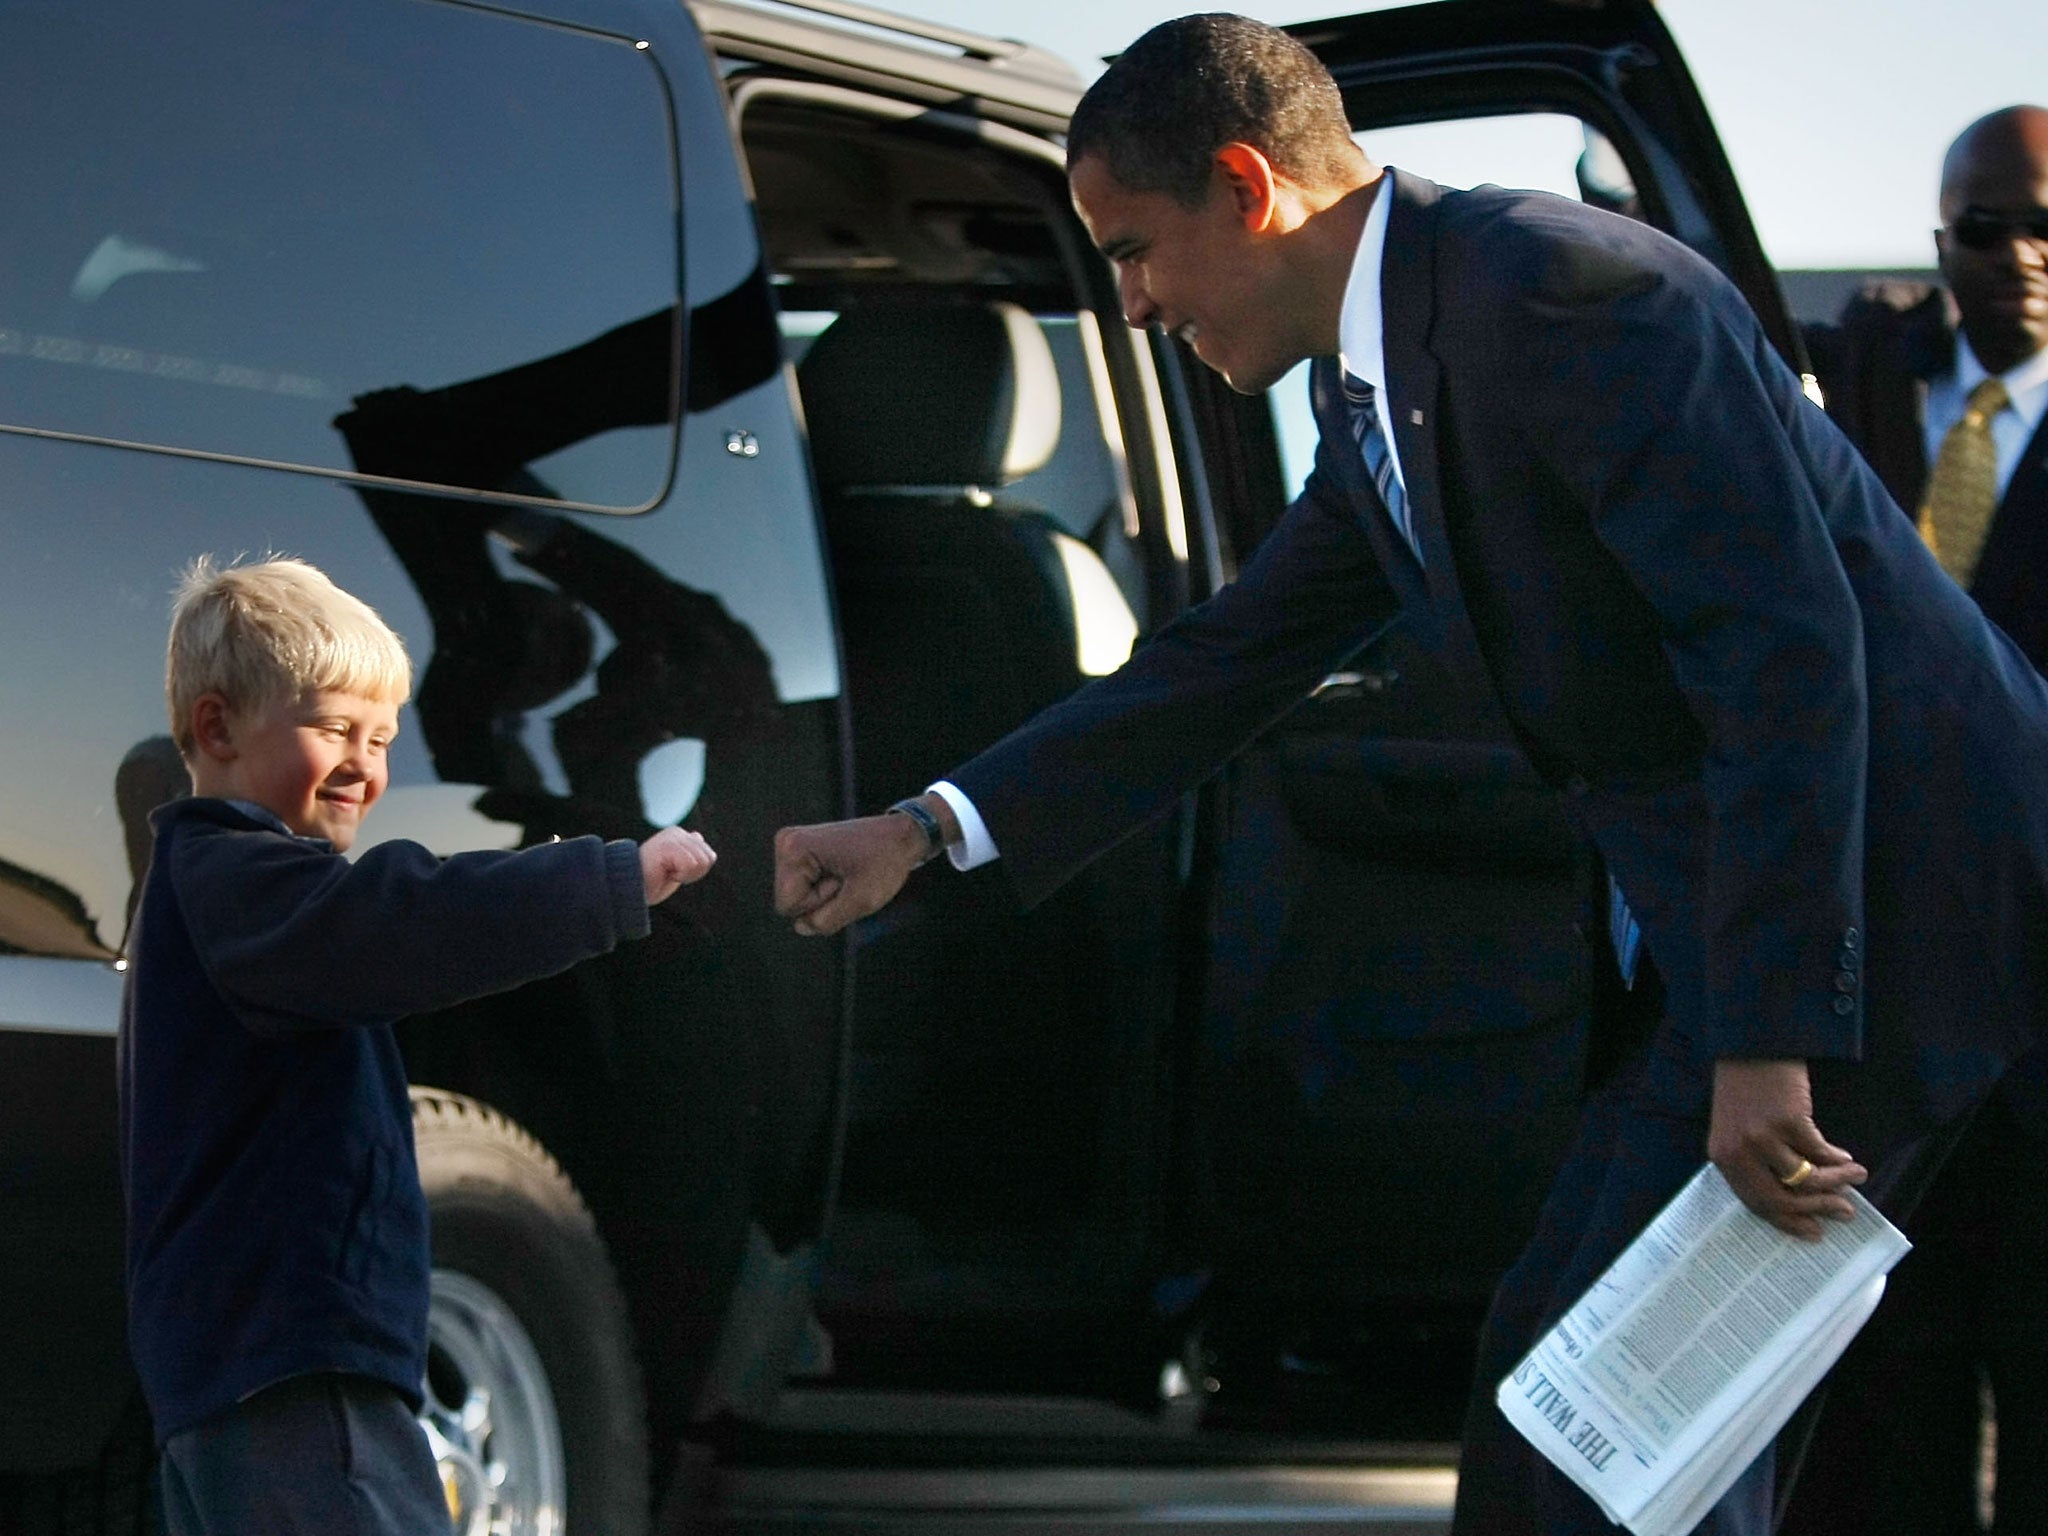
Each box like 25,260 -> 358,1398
640,827 -> 717,903
1707,1058 -> 1866,1239
773,812 -> 934,936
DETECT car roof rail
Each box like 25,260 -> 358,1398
763,0 -> 1077,78
692,0 -> 1084,127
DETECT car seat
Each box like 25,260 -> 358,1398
796,299 -> 1146,1229
797,299 -> 1124,811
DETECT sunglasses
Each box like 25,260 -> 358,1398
1944,206 -> 2048,250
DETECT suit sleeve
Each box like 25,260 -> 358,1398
172,830 -> 651,1033
1486,234 -> 1867,1061
949,431 -> 1403,910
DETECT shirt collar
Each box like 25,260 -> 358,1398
151,795 -> 331,849
223,798 -> 296,834
1953,334 -> 2048,436
1337,170 -> 1394,391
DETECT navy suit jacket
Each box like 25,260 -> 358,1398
949,171 -> 2048,1164
1804,281 -> 2048,670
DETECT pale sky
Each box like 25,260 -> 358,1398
875,0 -> 2047,271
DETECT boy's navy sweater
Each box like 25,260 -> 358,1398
119,797 -> 648,1442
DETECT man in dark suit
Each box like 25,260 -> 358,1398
773,18 -> 2048,1534
1805,106 -> 2048,664
1780,104 -> 2048,1536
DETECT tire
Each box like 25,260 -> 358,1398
413,1088 -> 650,1536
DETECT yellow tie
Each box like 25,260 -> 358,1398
1917,376 -> 2010,585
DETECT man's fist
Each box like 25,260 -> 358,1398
773,814 -> 931,935
640,827 -> 717,903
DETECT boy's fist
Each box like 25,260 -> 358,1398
640,827 -> 716,903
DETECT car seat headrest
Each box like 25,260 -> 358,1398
797,301 -> 1061,492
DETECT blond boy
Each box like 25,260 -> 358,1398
121,557 -> 712,1534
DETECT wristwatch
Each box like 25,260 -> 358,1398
888,797 -> 945,864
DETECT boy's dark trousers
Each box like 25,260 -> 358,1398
158,1373 -> 450,1536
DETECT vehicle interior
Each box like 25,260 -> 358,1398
735,88 -> 1194,1403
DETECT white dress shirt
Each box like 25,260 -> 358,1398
932,174 -> 1401,871
1336,168 -> 1406,498
1922,335 -> 2048,500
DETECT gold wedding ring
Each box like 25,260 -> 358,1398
1778,1157 -> 1816,1190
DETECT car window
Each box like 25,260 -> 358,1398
1269,112 -> 1630,496
0,0 -> 679,512
0,0 -> 838,962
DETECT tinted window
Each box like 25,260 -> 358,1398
0,0 -> 679,511
0,0 -> 840,965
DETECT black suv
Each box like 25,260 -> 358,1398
0,0 -> 1806,1530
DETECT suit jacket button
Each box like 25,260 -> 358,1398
1834,971 -> 1857,993
1842,928 -> 1860,950
1832,995 -> 1855,1015
1837,950 -> 1858,971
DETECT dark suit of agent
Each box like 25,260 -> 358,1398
1784,103 -> 2048,1536
773,21 -> 2048,1534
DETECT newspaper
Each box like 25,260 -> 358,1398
1496,1163 -> 1910,1536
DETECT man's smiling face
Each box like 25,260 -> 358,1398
1071,151 -> 1303,396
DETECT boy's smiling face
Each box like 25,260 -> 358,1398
189,688 -> 399,851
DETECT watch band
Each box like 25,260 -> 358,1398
887,797 -> 945,863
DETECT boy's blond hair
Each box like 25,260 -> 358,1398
167,557 -> 412,757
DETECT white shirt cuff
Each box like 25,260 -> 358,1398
927,780 -> 998,870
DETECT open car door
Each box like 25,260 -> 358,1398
1298,0 -> 1803,366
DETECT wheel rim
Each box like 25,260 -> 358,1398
422,1268 -> 567,1536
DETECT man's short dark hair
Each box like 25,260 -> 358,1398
1067,13 -> 1357,207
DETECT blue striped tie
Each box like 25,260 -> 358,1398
1341,370 -> 1419,562
1608,872 -> 1643,989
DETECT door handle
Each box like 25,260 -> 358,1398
1311,668 -> 1398,700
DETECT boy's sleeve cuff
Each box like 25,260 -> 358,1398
603,839 -> 652,941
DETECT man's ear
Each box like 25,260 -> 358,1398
1214,142 -> 1280,232
188,693 -> 238,763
